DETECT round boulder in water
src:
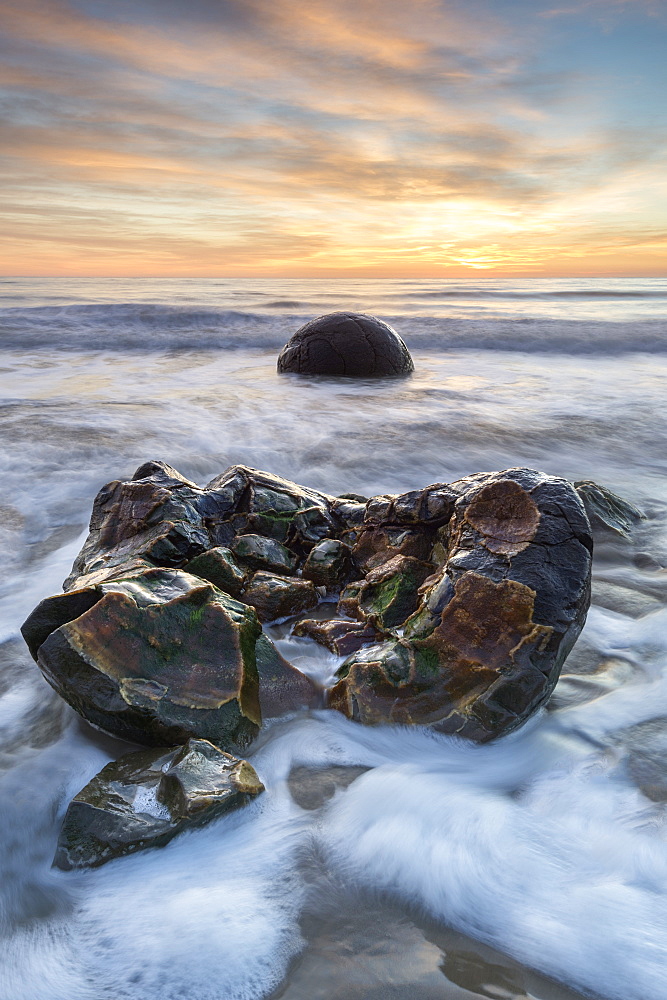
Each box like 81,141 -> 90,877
277,312 -> 414,376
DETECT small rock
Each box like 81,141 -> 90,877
574,481 -> 645,538
352,525 -> 435,573
302,539 -> 351,590
293,618 -> 383,656
243,571 -> 318,622
184,546 -> 247,598
231,533 -> 298,574
356,554 -> 435,629
54,738 -> 264,869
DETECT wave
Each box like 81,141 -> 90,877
395,289 -> 667,300
0,302 -> 666,354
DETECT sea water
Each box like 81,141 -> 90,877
1,277 -> 666,1000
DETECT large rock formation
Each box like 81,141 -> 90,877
277,312 -> 414,377
55,738 -> 264,869
23,461 -> 594,756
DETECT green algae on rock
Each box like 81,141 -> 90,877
54,738 -> 264,869
23,568 -> 263,751
353,554 -> 435,630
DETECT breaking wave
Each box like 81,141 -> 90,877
1,303 -> 665,354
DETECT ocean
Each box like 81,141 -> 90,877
1,276 -> 666,1000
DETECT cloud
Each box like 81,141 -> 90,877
0,0 -> 665,274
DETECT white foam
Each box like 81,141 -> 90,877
2,277 -> 667,999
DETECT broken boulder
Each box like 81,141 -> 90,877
54,738 -> 264,869
22,568 -> 263,751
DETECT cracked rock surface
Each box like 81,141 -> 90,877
277,312 -> 414,376
54,738 -> 264,869
329,468 -> 592,741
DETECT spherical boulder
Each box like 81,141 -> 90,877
277,312 -> 414,376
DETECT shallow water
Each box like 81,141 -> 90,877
1,278 -> 667,1000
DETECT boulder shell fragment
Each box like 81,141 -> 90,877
54,738 -> 264,869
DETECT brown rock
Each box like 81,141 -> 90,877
293,618 -> 384,656
22,568 -> 262,751
243,571 -> 318,622
329,468 -> 592,742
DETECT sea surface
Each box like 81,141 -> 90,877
1,277 -> 666,1000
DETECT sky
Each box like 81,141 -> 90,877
1,0 -> 666,277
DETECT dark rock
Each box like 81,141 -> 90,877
184,546 -> 247,598
354,554 -> 435,630
287,764 -> 368,810
63,463 -> 213,591
292,618 -> 384,656
255,633 -> 321,717
54,738 -> 264,869
364,483 -> 458,527
329,468 -> 592,742
243,571 -> 318,622
23,568 -> 263,751
302,539 -> 351,590
27,460 -> 597,750
277,312 -> 414,377
330,498 -> 367,531
337,580 -> 365,620
231,533 -> 298,574
574,480 -> 645,538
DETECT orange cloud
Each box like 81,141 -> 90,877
0,0 -> 665,275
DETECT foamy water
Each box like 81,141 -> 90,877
1,278 -> 666,1000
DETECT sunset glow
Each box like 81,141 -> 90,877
1,0 -> 666,276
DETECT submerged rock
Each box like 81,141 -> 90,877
329,468 -> 593,742
574,480 -> 645,538
23,568 -> 263,750
54,738 -> 264,869
277,312 -> 414,377
255,633 -> 321,717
